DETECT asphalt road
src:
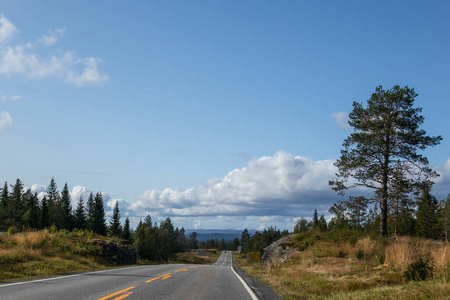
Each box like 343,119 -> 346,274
0,251 -> 259,300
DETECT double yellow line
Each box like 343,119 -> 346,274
98,266 -> 206,300
98,285 -> 137,300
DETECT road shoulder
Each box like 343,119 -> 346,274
232,265 -> 282,300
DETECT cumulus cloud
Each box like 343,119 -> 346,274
0,15 -> 108,86
132,151 -> 339,225
0,15 -> 18,43
30,184 -> 47,200
433,158 -> 450,199
332,111 -> 351,130
0,111 -> 12,131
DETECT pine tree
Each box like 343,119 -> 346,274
9,178 -> 25,228
86,192 -> 95,231
318,215 -> 328,231
330,85 -> 442,236
59,182 -> 73,230
108,201 -> 122,237
40,196 -> 49,229
346,196 -> 368,229
74,197 -> 86,230
122,217 -> 131,242
0,181 -> 9,231
46,177 -> 60,227
416,187 -> 441,239
22,190 -> 40,229
313,209 -> 319,229
92,192 -> 107,235
440,195 -> 450,241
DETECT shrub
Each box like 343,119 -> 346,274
404,258 -> 434,282
356,248 -> 364,260
7,226 -> 17,235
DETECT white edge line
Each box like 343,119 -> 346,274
230,252 -> 259,300
0,265 -> 149,288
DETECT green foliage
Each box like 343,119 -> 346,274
74,197 -> 86,230
293,230 -> 321,251
7,226 -> 17,235
404,258 -> 434,282
122,217 -> 131,242
416,187 -> 442,239
330,85 -> 442,236
58,182 -> 73,230
108,201 -> 122,238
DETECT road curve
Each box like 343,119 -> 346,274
0,251 -> 258,300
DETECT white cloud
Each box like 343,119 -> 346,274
0,15 -> 18,43
0,111 -> 12,131
0,15 -> 108,86
40,28 -> 66,47
332,111 -> 351,130
30,184 -> 47,200
1,95 -> 21,101
132,151 -> 339,224
65,57 -> 109,86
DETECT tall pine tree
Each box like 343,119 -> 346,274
330,85 -> 442,236
74,197 -> 86,230
108,201 -> 122,237
92,192 -> 107,235
59,182 -> 73,230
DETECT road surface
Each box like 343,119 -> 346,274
0,251 -> 259,300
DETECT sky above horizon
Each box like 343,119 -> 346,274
1,1 -> 449,231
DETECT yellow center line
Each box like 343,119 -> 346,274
175,268 -> 188,272
145,273 -> 172,283
113,292 -> 133,300
188,266 -> 197,269
161,275 -> 171,280
97,286 -> 137,300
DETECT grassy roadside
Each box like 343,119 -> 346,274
0,229 -> 220,283
234,231 -> 450,299
0,229 -> 123,282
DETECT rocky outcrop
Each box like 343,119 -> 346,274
91,240 -> 137,265
261,234 -> 296,267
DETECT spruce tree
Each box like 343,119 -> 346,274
9,178 -> 25,228
108,201 -> 122,237
59,182 -> 73,230
416,187 -> 441,239
40,196 -> 49,229
313,209 -> 319,228
440,195 -> 450,241
0,181 -> 9,231
122,217 -> 131,242
22,190 -> 40,229
86,192 -> 95,231
74,197 -> 86,230
92,192 -> 107,235
318,215 -> 328,231
46,177 -> 60,227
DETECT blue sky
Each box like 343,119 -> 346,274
1,1 -> 449,231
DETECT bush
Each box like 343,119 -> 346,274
7,226 -> 17,235
356,248 -> 364,260
404,258 -> 434,282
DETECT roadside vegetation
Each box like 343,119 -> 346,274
235,229 -> 450,299
0,228 -> 122,282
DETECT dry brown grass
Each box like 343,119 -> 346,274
234,234 -> 450,300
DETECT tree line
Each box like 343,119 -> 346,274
0,177 -> 129,237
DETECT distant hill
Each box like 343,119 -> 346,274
184,229 -> 257,242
